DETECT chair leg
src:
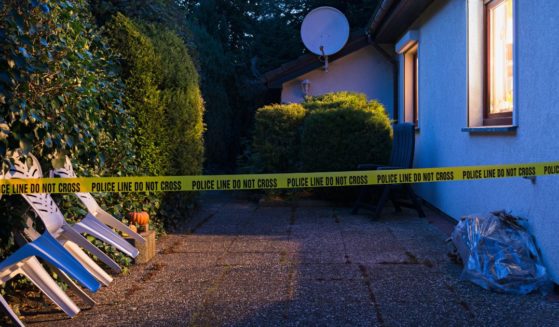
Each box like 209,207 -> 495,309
404,185 -> 426,218
95,209 -> 146,246
73,214 -> 139,258
60,225 -> 122,274
0,294 -> 24,327
49,266 -> 96,307
374,186 -> 391,219
21,258 -> 81,318
352,186 -> 370,215
62,241 -> 113,287
390,190 -> 402,213
31,233 -> 101,292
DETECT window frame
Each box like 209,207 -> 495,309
412,51 -> 419,127
483,0 -> 513,126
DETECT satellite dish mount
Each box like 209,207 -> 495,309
301,7 -> 350,72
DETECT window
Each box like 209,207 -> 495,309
484,0 -> 513,125
467,0 -> 515,130
402,45 -> 419,127
412,51 -> 419,126
396,31 -> 420,128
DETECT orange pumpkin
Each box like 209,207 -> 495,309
128,211 -> 149,226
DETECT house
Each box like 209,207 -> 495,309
373,0 -> 559,283
265,0 -> 559,283
262,34 -> 396,116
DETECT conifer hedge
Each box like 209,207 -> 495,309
106,15 -> 205,223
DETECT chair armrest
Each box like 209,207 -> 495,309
377,166 -> 405,171
356,164 -> 382,170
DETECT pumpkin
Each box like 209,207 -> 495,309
127,211 -> 149,226
129,224 -> 138,234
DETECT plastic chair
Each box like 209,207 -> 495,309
19,223 -> 96,309
353,123 -> 426,219
5,152 -> 118,286
0,232 -> 101,326
51,157 -> 145,252
0,294 -> 23,327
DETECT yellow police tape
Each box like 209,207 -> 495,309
1,161 -> 559,195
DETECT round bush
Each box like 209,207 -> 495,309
252,103 -> 306,173
303,91 -> 370,111
301,92 -> 392,173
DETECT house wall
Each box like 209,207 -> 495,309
282,46 -> 395,117
400,0 -> 559,281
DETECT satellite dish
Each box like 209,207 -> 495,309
301,6 -> 350,71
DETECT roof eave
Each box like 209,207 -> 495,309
367,0 -> 435,44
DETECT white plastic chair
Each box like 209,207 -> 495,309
0,229 -> 102,326
51,157 -> 146,252
20,223 -> 96,308
1,293 -> 23,327
5,152 -> 117,286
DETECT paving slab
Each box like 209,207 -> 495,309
14,193 -> 557,327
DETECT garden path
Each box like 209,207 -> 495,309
25,193 -> 559,326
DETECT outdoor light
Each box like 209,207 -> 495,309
301,79 -> 311,97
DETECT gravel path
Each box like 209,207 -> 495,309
20,193 -> 559,326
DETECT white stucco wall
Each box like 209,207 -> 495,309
282,46 -> 395,117
400,0 -> 559,281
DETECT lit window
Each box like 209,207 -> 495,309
412,51 -> 418,127
485,0 -> 513,125
396,31 -> 419,127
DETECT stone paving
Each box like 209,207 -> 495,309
23,193 -> 559,326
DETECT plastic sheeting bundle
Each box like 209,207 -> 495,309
451,211 -> 551,295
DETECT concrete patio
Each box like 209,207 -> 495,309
24,193 -> 559,326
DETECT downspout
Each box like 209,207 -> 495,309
367,0 -> 400,122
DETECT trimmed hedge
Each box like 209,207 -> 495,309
303,91 -> 371,111
252,104 -> 306,173
301,92 -> 392,172
250,92 -> 392,178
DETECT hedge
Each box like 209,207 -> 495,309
252,103 -> 306,173
300,92 -> 392,173
0,0 -> 140,259
140,23 -> 205,220
250,92 -> 392,181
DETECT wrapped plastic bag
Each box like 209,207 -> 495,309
451,211 -> 551,294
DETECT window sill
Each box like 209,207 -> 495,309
461,125 -> 518,134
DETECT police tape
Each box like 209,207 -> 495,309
1,161 -> 559,195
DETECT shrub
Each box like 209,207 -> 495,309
186,21 -> 236,167
140,23 -> 205,222
300,92 -> 392,173
105,15 -> 206,225
141,23 -> 205,178
303,91 -> 370,111
105,13 -> 165,176
252,104 -> 306,173
0,1 -> 139,259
